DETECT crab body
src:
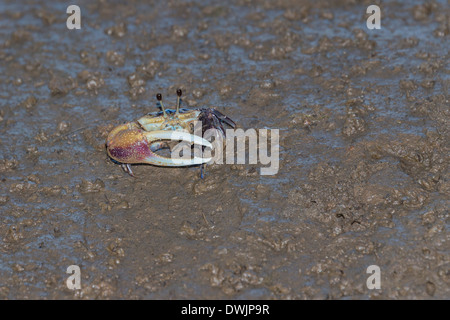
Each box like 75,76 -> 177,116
106,90 -> 235,176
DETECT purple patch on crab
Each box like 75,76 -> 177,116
109,140 -> 152,163
109,145 -> 131,160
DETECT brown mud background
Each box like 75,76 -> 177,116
0,0 -> 449,299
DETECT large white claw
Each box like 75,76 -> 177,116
143,130 -> 212,167
146,130 -> 212,149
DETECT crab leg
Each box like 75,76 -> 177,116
121,163 -> 134,176
212,109 -> 236,128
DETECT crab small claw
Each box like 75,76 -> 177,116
106,126 -> 212,168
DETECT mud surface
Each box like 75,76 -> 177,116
0,0 -> 449,299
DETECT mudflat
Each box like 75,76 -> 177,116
0,0 -> 448,299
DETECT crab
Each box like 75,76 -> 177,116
106,89 -> 235,177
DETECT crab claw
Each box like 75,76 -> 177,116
106,125 -> 212,167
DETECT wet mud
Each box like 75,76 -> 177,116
0,0 -> 449,299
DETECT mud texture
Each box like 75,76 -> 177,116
0,0 -> 449,299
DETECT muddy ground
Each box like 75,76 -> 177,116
0,0 -> 448,299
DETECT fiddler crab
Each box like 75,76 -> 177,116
106,89 -> 235,178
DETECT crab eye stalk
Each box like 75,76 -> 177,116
176,88 -> 182,114
156,93 -> 167,117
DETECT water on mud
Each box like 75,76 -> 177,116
0,0 -> 448,299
